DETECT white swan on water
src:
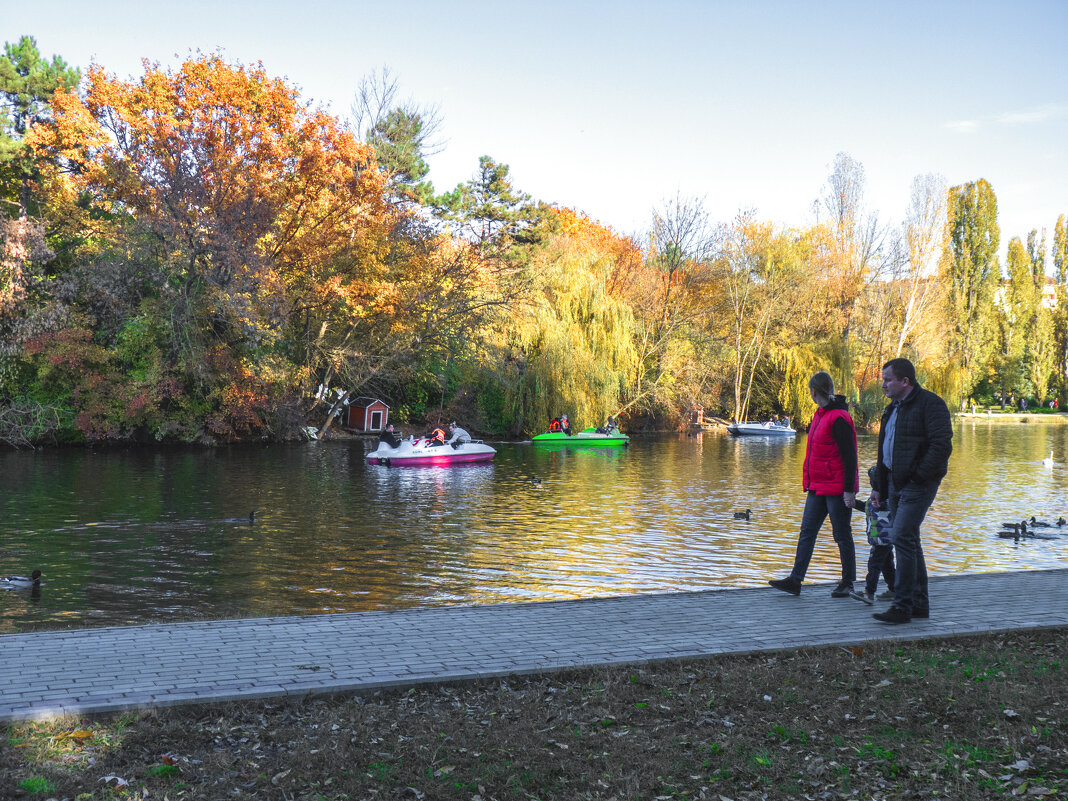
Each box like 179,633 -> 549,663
1042,451 -> 1054,467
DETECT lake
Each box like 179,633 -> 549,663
2,419 -> 1066,632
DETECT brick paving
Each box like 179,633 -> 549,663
2,569 -> 1066,722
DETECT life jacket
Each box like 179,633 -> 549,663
429,428 -> 446,444
802,404 -> 859,495
549,419 -> 562,432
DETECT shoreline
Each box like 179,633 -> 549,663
956,411 -> 1068,423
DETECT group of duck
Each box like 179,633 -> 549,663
999,516 -> 1068,541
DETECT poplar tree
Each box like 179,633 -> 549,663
1024,229 -> 1056,403
939,179 -> 1000,406
1052,216 -> 1068,398
994,237 -> 1035,399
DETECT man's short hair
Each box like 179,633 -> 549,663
882,357 -> 916,384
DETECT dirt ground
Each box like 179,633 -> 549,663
4,628 -> 1066,800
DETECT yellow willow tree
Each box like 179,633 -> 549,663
765,224 -> 862,427
493,208 -> 637,434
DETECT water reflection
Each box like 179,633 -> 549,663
2,420 -> 1067,631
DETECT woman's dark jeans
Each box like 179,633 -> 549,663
788,491 -> 856,584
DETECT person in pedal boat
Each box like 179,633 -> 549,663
447,422 -> 471,449
548,414 -> 572,435
379,424 -> 402,448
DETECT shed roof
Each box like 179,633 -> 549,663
349,397 -> 390,408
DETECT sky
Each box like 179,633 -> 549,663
5,0 -> 1067,263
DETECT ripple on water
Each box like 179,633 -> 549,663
1,421 -> 1066,629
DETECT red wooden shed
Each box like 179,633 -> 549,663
691,403 -> 704,426
346,397 -> 389,432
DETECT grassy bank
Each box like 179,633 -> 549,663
4,629 -> 1065,800
956,410 -> 1068,423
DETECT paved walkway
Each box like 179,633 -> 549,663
2,569 -> 1066,722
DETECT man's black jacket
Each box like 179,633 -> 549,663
874,383 -> 952,495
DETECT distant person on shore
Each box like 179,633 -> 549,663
768,371 -> 859,598
379,423 -> 402,448
869,357 -> 953,624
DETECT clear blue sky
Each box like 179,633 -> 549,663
7,0 -> 1067,262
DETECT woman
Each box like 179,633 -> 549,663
768,371 -> 859,597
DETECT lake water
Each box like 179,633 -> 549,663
2,419 -> 1066,632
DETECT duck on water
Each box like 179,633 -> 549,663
1,569 -> 42,588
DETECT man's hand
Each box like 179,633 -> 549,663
869,490 -> 881,509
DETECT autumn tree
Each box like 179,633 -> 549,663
351,66 -> 443,203
619,195 -> 719,423
817,152 -> 887,396
434,156 -> 540,255
0,35 -> 79,219
993,237 -> 1036,399
28,54 -> 394,440
938,178 -> 1000,407
487,207 -> 637,434
895,174 -> 947,357
1052,215 -> 1068,398
1024,229 -> 1055,402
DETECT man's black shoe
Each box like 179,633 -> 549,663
831,580 -> 853,598
911,608 -> 929,619
768,578 -> 801,596
873,606 -> 911,624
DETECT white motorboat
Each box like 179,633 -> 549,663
366,436 -> 497,466
727,421 -> 796,437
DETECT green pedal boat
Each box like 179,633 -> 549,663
532,427 -> 630,446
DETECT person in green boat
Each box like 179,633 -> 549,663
596,415 -> 619,434
548,414 -> 572,435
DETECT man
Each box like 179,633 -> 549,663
869,358 -> 952,624
447,422 -> 471,449
378,423 -> 402,449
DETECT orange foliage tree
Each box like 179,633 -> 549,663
27,54 -> 404,437
29,55 -> 391,388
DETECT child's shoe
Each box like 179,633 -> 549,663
848,589 -> 874,605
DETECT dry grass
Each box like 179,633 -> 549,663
4,629 -> 1066,800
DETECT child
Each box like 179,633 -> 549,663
849,467 -> 895,605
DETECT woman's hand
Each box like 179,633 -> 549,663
843,491 -> 856,509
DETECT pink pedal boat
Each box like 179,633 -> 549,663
366,436 -> 497,467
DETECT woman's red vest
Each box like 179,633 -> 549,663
802,406 -> 859,495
